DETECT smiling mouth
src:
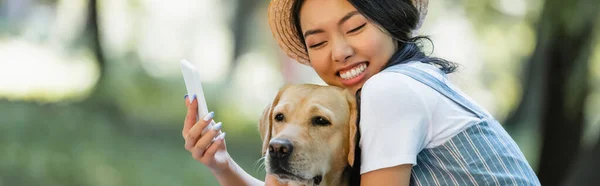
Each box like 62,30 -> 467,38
337,62 -> 369,80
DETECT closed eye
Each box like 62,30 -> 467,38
309,41 -> 327,49
346,23 -> 366,34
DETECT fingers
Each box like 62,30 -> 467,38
202,132 -> 226,159
185,112 -> 215,150
182,95 -> 198,137
191,122 -> 223,159
182,94 -> 228,164
184,94 -> 190,107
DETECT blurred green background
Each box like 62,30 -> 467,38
0,0 -> 599,185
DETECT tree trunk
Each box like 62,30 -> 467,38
563,127 -> 600,186
530,0 -> 599,185
84,0 -> 105,85
224,0 -> 263,83
79,0 -> 128,130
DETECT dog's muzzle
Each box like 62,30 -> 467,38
267,138 -> 324,185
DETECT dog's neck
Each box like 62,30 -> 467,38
318,165 -> 352,186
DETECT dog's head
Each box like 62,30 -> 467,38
259,84 -> 358,185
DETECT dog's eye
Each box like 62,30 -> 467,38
311,116 -> 331,126
274,113 -> 285,122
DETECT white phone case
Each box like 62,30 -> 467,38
180,59 -> 215,135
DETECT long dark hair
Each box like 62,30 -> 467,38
291,0 -> 458,74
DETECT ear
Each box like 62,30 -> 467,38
259,85 -> 289,155
259,102 -> 273,156
344,89 -> 359,167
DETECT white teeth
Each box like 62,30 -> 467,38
340,63 -> 367,80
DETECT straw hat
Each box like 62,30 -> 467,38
268,0 -> 429,65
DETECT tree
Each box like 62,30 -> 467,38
505,0 -> 599,185
563,127 -> 600,185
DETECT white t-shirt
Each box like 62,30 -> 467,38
358,61 -> 484,174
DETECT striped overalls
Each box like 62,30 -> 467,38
385,64 -> 541,186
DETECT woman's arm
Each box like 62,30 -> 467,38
358,73 -> 434,186
211,158 -> 265,186
264,174 -> 288,186
361,164 -> 412,186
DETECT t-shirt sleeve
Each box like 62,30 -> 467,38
359,72 -> 432,174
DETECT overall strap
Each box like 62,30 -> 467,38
386,64 -> 489,119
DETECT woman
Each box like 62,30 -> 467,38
181,0 -> 541,185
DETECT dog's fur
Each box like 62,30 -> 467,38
259,84 -> 357,186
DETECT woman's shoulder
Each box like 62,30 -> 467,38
362,65 -> 441,106
363,62 -> 440,96
363,69 -> 413,90
382,61 -> 447,79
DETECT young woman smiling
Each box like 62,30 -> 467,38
181,0 -> 541,185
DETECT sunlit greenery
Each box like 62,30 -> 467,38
0,0 -> 598,185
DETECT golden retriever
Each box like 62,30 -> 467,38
259,84 -> 358,186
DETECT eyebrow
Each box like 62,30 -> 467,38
309,104 -> 335,119
303,11 -> 360,38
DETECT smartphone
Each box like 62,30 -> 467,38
181,59 -> 215,135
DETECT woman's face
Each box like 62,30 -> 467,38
299,0 -> 396,93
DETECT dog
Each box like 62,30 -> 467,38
259,84 -> 358,186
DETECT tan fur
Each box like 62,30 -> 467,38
259,84 -> 358,186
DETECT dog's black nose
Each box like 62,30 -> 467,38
268,139 -> 293,159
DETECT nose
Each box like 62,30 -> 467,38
268,139 -> 294,159
331,38 -> 354,63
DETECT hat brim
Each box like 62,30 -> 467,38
268,0 -> 310,65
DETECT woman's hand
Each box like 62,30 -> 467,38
183,95 -> 230,173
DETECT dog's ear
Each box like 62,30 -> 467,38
344,89 -> 358,167
259,85 -> 289,155
259,102 -> 273,156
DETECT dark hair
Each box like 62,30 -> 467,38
291,0 -> 458,74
